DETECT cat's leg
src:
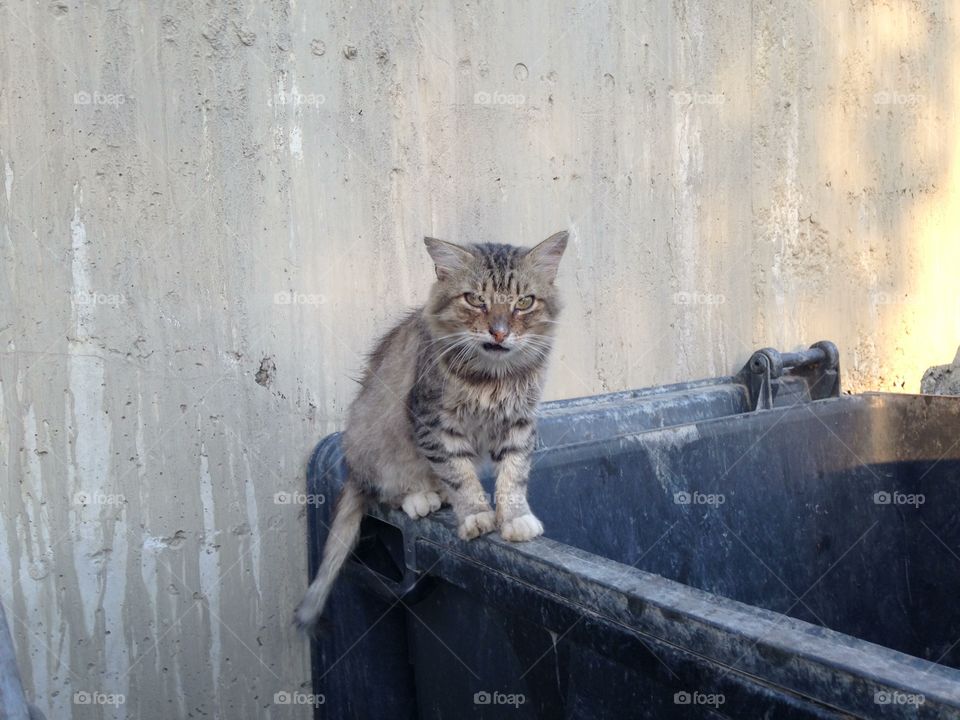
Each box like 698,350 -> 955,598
376,438 -> 441,520
400,486 -> 442,519
384,449 -> 443,520
428,456 -> 495,540
410,408 -> 493,539
493,446 -> 543,542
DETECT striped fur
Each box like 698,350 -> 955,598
295,231 -> 567,632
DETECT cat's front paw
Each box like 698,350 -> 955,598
401,491 -> 442,519
458,510 -> 496,540
499,513 -> 544,542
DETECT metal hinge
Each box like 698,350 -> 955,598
741,341 -> 841,411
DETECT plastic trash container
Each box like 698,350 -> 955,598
306,343 -> 960,718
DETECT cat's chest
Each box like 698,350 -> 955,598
444,378 -> 537,432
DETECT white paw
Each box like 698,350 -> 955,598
499,513 -> 544,542
401,491 -> 442,519
458,510 -> 496,540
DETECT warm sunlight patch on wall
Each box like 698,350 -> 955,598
890,157 -> 960,392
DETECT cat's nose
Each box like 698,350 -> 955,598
489,323 -> 509,343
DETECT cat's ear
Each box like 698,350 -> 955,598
526,231 -> 569,282
424,237 -> 473,280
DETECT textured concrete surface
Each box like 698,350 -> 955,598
1,0 -> 958,718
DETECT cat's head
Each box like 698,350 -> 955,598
423,231 -> 568,375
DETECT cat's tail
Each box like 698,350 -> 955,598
294,479 -> 368,635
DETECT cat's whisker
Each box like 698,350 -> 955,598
423,332 -> 470,347
415,337 -> 472,384
424,331 -> 470,348
521,340 -> 554,354
520,348 -> 550,365
521,339 -> 553,357
441,342 -> 477,396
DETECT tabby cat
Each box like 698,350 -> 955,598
295,231 -> 568,631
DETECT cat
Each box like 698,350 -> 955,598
295,231 -> 568,632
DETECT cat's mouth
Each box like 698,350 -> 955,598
481,342 -> 511,353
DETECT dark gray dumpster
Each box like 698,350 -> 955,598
306,343 -> 960,718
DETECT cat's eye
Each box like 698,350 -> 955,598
515,295 -> 535,311
464,292 -> 486,308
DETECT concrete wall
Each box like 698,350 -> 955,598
1,0 -> 958,717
